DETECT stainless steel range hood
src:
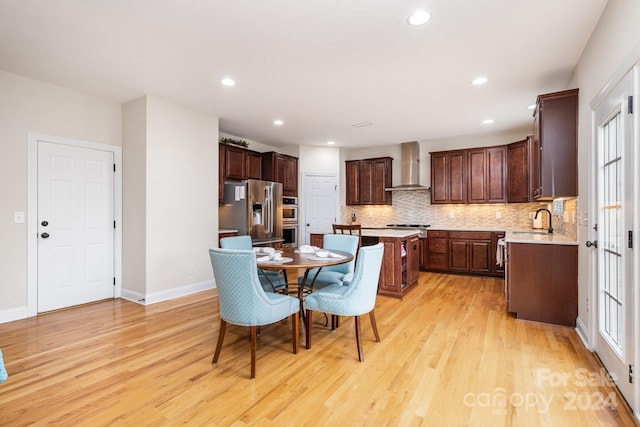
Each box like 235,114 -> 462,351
385,141 -> 429,191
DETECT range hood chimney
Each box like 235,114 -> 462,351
386,141 -> 428,191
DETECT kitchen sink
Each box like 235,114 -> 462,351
511,231 -> 551,235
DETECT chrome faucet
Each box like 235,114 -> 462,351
535,208 -> 553,234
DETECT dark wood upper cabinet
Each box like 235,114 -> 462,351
485,146 -> 507,203
467,149 -> 486,204
430,150 -> 466,204
246,150 -> 262,180
219,144 -> 298,197
262,152 -> 298,197
224,145 -> 247,180
219,144 -> 264,182
218,144 -> 226,202
467,146 -> 506,204
507,137 -> 532,203
432,147 -> 504,204
532,88 -> 579,199
345,157 -> 392,205
345,160 -> 361,205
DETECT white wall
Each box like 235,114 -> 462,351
122,96 -> 219,302
146,96 -> 219,295
569,0 -> 640,340
0,71 -> 121,318
122,97 -> 147,295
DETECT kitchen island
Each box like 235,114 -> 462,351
310,228 -> 420,299
362,228 -> 421,299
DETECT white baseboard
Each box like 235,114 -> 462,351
575,316 -> 592,351
1,281 -> 216,323
121,280 -> 216,306
0,306 -> 29,324
120,289 -> 147,305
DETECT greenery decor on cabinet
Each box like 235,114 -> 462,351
219,137 -> 249,148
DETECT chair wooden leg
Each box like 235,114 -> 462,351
305,310 -> 313,349
331,315 -> 340,329
291,313 -> 299,354
369,310 -> 381,342
212,318 -> 227,364
355,315 -> 364,362
250,325 -> 257,379
283,269 -> 289,294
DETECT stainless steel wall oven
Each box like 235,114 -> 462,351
282,196 -> 298,224
282,225 -> 298,248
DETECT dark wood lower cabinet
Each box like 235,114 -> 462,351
426,230 -> 504,277
507,242 -> 578,326
426,230 -> 448,271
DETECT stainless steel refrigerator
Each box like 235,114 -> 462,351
219,179 -> 283,245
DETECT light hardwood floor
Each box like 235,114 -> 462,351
0,272 -> 637,426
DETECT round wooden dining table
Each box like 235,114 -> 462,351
256,248 -> 354,323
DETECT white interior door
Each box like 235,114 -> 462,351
593,70 -> 635,410
37,141 -> 115,312
303,174 -> 338,244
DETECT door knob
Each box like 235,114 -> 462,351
585,240 -> 598,248
41,232 -> 50,239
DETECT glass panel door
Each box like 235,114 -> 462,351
594,70 -> 635,409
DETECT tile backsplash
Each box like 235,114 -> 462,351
340,190 -> 577,239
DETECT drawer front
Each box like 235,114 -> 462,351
449,231 -> 492,240
427,253 -> 447,269
428,238 -> 447,253
428,230 -> 448,238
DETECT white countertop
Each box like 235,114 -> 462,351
361,228 -> 420,238
504,230 -> 578,245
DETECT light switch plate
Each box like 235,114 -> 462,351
14,211 -> 25,223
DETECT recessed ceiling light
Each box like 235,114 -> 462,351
273,119 -> 284,126
472,76 -> 488,86
482,119 -> 494,124
221,77 -> 236,87
527,104 -> 536,110
408,10 -> 432,26
352,121 -> 373,128
327,140 -> 336,145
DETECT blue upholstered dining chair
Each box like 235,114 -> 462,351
298,234 -> 359,291
208,248 -> 299,379
304,242 -> 384,362
219,235 -> 288,294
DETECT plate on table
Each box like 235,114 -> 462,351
253,247 -> 283,256
307,252 -> 346,261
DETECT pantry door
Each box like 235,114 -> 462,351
37,140 -> 115,312
303,174 -> 338,244
593,69 -> 635,410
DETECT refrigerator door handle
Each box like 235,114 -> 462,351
264,185 -> 272,234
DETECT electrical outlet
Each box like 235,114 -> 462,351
449,211 -> 455,219
495,211 -> 502,219
188,264 -> 196,275
529,212 -> 535,219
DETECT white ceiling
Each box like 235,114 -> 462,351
0,0 -> 607,148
